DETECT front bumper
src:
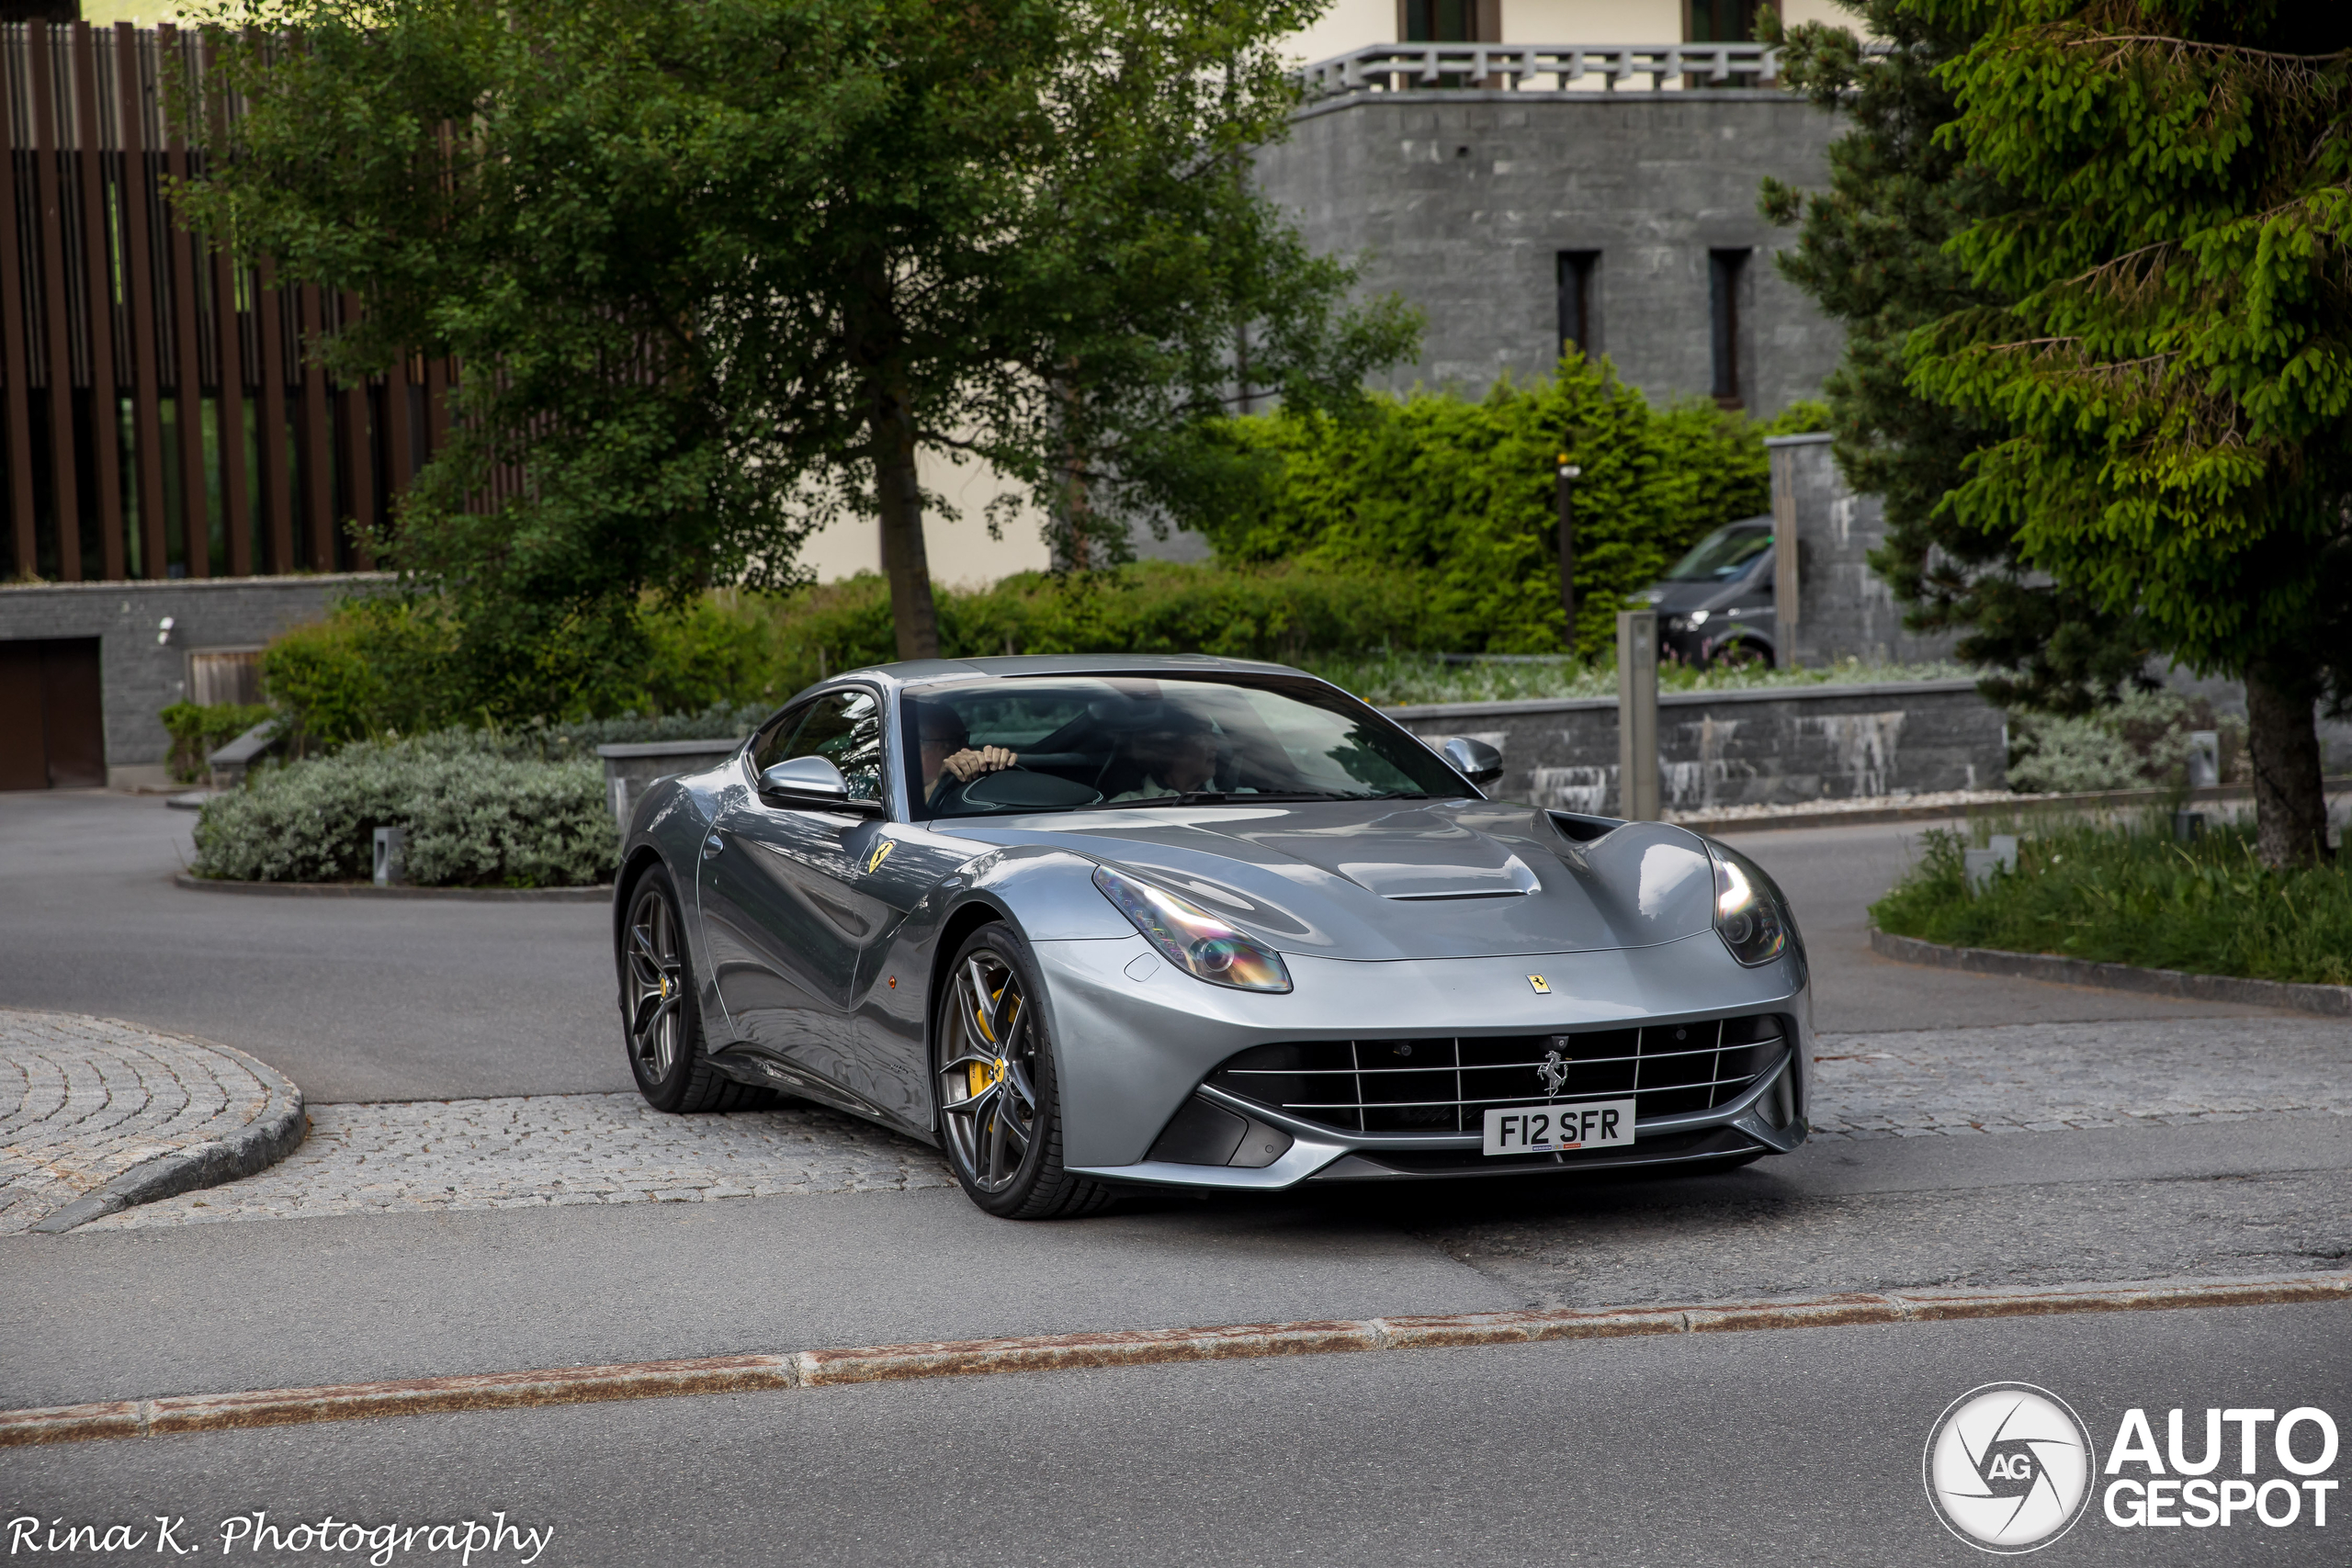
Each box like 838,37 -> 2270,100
1039,930 -> 1811,1190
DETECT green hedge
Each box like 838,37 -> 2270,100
191,734 -> 616,887
1197,355 -> 1826,656
1871,819 -> 2352,987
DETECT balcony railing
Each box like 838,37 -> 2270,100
1300,41 -> 1783,96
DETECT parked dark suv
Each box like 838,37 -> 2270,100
1639,515 -> 1778,669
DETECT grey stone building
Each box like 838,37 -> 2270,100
0,576 -> 386,791
1255,64 -> 1845,416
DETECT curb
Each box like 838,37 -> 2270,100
5,1270 -> 2343,1447
1869,928 -> 2352,1020
26,1036 -> 308,1236
171,874 -> 610,903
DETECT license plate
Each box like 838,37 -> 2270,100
1483,1100 -> 1636,1156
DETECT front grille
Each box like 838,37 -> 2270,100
1205,1015 -> 1788,1136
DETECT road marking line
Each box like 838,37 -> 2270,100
6,1272 -> 2346,1448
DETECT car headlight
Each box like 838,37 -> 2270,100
1092,864 -> 1293,993
1687,609 -> 1711,626
1710,846 -> 1789,966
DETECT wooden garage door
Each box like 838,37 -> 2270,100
0,639 -> 107,791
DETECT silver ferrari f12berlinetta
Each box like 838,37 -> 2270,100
613,654 -> 1810,1218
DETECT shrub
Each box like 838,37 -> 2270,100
2007,688 -> 2247,795
1193,355 -> 1826,656
261,594 -> 462,750
158,701 -> 275,784
191,735 -> 615,887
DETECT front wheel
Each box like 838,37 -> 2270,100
622,866 -> 767,1112
935,923 -> 1113,1220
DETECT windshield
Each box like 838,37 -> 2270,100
903,674 -> 1470,819
1665,520 -> 1773,582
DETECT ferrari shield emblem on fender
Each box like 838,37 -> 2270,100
865,840 -> 896,874
1527,975 -> 1550,994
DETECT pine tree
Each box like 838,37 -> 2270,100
1908,0 -> 2352,865
1759,0 -> 2152,715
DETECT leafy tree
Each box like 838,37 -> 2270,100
1759,0 -> 2151,713
189,0 -> 1413,712
1907,0 -> 2352,864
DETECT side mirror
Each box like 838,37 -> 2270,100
757,755 -> 883,815
1439,736 -> 1504,788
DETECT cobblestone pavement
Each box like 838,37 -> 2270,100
1,1011 -> 299,1236
1804,1017 -> 2352,1139
79,1016 -> 2350,1229
83,1094 -> 954,1228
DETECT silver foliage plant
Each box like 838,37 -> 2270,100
192,736 -> 617,888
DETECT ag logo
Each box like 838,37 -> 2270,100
1923,1382 -> 2097,1553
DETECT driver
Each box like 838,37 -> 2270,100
1106,708 -> 1221,802
918,705 -> 1016,803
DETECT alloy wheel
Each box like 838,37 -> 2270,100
938,950 -> 1041,1194
626,886 -> 685,1085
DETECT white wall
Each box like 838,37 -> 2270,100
794,447 -> 1053,589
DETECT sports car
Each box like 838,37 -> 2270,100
613,654 -> 1810,1218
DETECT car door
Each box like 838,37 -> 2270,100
697,686 -> 896,1107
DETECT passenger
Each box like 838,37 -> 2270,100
1106,709 -> 1222,802
918,706 -> 1016,803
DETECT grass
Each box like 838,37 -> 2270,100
1871,815 -> 2352,987
1296,652 -> 1978,707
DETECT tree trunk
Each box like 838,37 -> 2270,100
2244,660 -> 2328,868
871,383 -> 938,661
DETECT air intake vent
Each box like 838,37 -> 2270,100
1206,1015 -> 1786,1135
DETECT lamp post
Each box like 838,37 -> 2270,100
1555,455 -> 1580,649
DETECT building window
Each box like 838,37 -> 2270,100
1557,252 -> 1600,362
1400,0 -> 1489,41
1709,249 -> 1749,408
1685,0 -> 1758,41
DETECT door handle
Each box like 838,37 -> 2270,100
702,833 -> 725,860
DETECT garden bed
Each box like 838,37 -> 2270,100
1870,816 -> 2352,988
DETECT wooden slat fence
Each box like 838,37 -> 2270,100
1,20 -> 457,583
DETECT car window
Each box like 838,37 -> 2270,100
902,674 -> 1466,819
750,701 -> 816,773
1665,520 -> 1773,582
779,688 -> 887,803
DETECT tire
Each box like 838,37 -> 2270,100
934,922 -> 1114,1220
621,866 -> 769,1113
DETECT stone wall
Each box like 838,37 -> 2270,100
1768,433 -> 1960,668
1257,87 -> 1847,416
0,576 -> 387,789
1388,678 -> 2005,816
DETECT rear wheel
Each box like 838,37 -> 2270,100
935,923 -> 1113,1220
623,866 -> 767,1112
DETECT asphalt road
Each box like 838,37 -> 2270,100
0,790 -> 623,1101
0,794 -> 2267,1102
4,790 -> 2346,1566
9,1303 -> 2346,1566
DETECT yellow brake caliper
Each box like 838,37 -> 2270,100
967,985 -> 1016,1099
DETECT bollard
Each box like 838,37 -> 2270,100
1615,610 -> 1659,820
1964,834 -> 2018,891
2186,730 -> 2220,790
372,827 -> 407,887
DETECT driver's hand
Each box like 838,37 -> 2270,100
944,745 -> 1017,782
